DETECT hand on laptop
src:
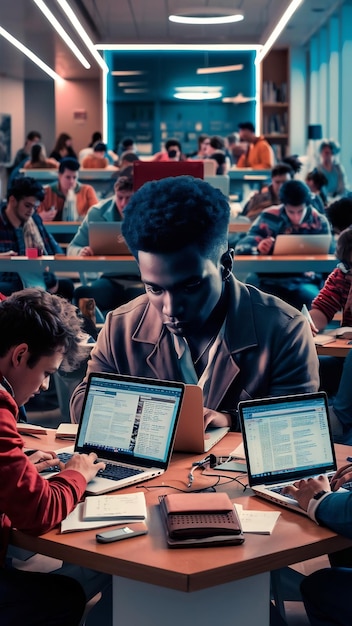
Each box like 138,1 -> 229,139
27,449 -> 60,473
79,246 -> 94,257
330,463 -> 352,491
61,452 -> 106,483
283,475 -> 331,511
203,408 -> 231,430
257,237 -> 275,255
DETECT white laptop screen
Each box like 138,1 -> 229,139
76,374 -> 184,468
239,393 -> 336,486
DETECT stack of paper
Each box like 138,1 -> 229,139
17,423 -> 47,435
61,492 -> 147,533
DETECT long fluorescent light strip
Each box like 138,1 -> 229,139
55,0 -> 109,72
0,25 -> 63,81
197,64 -> 244,74
32,0 -> 90,69
97,43 -> 261,52
257,0 -> 304,63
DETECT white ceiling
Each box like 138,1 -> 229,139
0,0 -> 345,81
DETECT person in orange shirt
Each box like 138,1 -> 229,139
81,142 -> 110,169
236,121 -> 275,170
37,157 -> 98,221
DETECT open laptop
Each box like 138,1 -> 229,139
88,221 -> 131,255
45,373 -> 184,494
173,384 -> 230,453
133,160 -> 204,191
238,392 -> 337,515
272,234 -> 331,255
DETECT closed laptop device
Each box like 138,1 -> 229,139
45,373 -> 184,494
272,234 -> 331,256
174,384 -> 229,453
133,161 -> 204,191
238,391 -> 337,514
88,222 -> 131,255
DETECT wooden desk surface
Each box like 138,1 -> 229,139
0,254 -> 338,277
316,337 -> 352,357
12,431 -> 352,593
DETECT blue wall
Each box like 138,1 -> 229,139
106,50 -> 256,154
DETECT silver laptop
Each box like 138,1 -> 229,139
45,373 -> 184,494
238,392 -> 337,514
273,234 -> 331,255
88,221 -> 131,255
173,384 -> 229,453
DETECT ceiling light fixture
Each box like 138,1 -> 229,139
0,25 -> 63,81
32,0 -> 91,69
118,81 -> 147,87
55,0 -> 109,72
97,44 -> 260,52
197,64 -> 243,74
256,0 -> 304,63
169,8 -> 244,25
123,88 -> 149,93
111,70 -> 146,76
174,91 -> 222,100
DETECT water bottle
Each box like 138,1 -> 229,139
62,188 -> 78,221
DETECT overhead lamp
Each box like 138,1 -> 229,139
197,64 -> 243,74
118,82 -> 147,87
0,25 -> 63,81
174,87 -> 222,100
97,44 -> 260,52
32,0 -> 91,69
169,9 -> 244,25
174,92 -> 221,100
124,88 -> 149,93
256,0 -> 304,63
111,70 -> 146,76
55,0 -> 109,72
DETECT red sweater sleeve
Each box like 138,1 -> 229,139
0,391 -> 86,538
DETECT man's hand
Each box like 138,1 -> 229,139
330,463 -> 352,491
79,246 -> 94,257
203,408 -> 231,430
283,475 -> 331,511
41,207 -> 57,221
63,452 -> 105,484
257,237 -> 275,255
27,450 -> 60,474
0,250 -> 18,257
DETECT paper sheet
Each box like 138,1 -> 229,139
234,503 -> 280,534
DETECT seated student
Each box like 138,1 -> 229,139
70,175 -> 319,425
49,132 -> 77,162
236,121 -> 275,170
308,227 -> 352,399
283,468 -> 352,626
235,180 -> 331,310
37,157 -> 98,222
325,196 -> 352,235
0,177 -> 74,300
317,138 -> 349,199
152,138 -> 187,162
242,163 -> 293,221
0,288 -> 109,625
69,170 -> 144,315
306,169 -> 328,208
81,142 -> 110,169
207,135 -> 230,174
23,143 -> 59,170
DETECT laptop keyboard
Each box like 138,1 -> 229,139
44,452 -> 144,481
269,486 -> 296,500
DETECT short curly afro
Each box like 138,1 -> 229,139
122,175 -> 230,262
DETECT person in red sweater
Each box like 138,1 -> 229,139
0,288 -> 105,625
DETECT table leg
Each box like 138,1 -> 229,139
113,572 -> 270,626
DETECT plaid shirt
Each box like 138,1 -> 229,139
0,204 -> 62,289
235,204 -> 331,255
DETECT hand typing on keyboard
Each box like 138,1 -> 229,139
282,475 -> 331,512
42,452 -> 106,485
26,449 -> 61,474
330,463 -> 352,492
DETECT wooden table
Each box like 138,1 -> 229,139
316,337 -> 352,357
12,431 -> 352,626
0,254 -> 338,289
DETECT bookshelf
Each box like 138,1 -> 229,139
261,49 -> 289,161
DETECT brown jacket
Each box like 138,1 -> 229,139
70,276 -> 319,427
